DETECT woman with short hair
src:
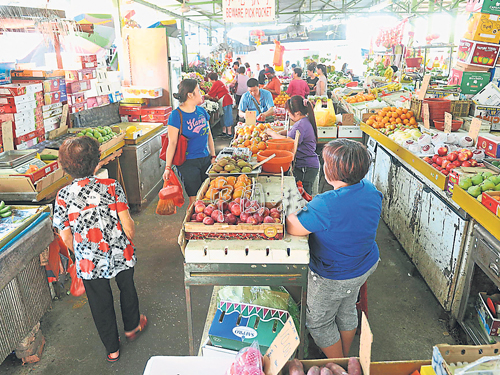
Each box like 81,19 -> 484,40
286,139 -> 382,358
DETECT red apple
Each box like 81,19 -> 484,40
437,146 -> 448,156
442,160 -> 451,168
246,216 -> 258,225
258,207 -> 270,217
240,212 -> 251,222
446,163 -> 455,171
225,213 -> 237,224
204,205 -> 215,216
236,217 -> 243,224
233,198 -> 241,205
263,216 -> 275,223
217,200 -> 228,212
432,155 -> 439,163
470,159 -> 478,167
462,161 -> 472,167
211,209 -> 222,221
196,212 -> 206,222
270,211 -> 281,219
452,160 -> 462,167
230,204 -> 242,216
460,149 -> 473,159
436,157 -> 444,166
423,156 -> 432,163
203,217 -> 215,225
447,153 -> 458,162
458,152 -> 469,162
442,170 -> 449,176
253,213 -> 263,223
191,214 -> 198,222
195,203 -> 206,213
194,200 -> 204,207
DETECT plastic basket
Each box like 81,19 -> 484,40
450,100 -> 472,118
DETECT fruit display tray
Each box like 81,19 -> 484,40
215,147 -> 252,162
206,163 -> 261,178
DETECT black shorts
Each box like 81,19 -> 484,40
176,156 -> 211,197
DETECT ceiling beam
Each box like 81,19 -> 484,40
130,0 -> 220,29
0,5 -> 65,18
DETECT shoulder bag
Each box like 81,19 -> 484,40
159,109 -> 188,166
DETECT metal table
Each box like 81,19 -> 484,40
184,261 -> 308,358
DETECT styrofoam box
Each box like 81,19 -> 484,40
317,126 -> 338,139
143,356 -> 234,375
184,235 -> 310,264
201,338 -> 238,359
472,81 -> 500,106
338,125 -> 363,138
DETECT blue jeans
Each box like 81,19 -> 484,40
223,105 -> 233,129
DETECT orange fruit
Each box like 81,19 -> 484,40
407,111 -> 414,118
402,108 -> 408,114
409,117 -> 416,125
251,146 -> 259,154
227,176 -> 236,186
366,119 -> 374,126
396,118 -> 402,123
392,112 -> 398,118
403,119 -> 409,124
400,114 -> 407,120
244,140 -> 251,147
376,116 -> 383,122
391,107 -> 397,111
383,107 -> 390,111
258,141 -> 266,150
379,111 -> 387,117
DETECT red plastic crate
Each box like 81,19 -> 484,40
13,160 -> 58,183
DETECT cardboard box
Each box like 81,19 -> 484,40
461,116 -> 492,132
41,105 -> 63,119
140,106 -> 172,115
69,102 -> 87,113
472,81 -> 500,106
447,165 -> 497,193
317,126 -> 338,141
478,134 -> 500,157
0,93 -> 35,106
119,105 -> 143,116
466,0 -> 500,15
97,95 -> 110,106
201,338 -> 238,359
64,68 -> 97,82
84,79 -> 98,98
448,67 -> 491,94
338,125 -> 363,138
0,100 -> 39,114
43,91 -> 62,105
482,191 -> 500,216
141,113 -> 169,123
66,79 -> 91,94
42,102 -> 62,113
470,100 -> 500,124
67,92 -> 86,106
96,82 -> 111,96
209,300 -> 290,355
457,39 -> 500,68
122,86 -> 162,99
86,97 -> 98,108
465,12 -> 500,43
42,78 -> 65,93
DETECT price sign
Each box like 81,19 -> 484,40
422,103 -> 430,130
263,318 -> 300,375
418,74 -> 431,100
444,112 -> 452,134
469,117 -> 482,142
246,110 -> 256,125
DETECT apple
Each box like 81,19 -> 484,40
253,213 -> 263,223
452,160 -> 462,167
442,170 -> 449,176
470,159 -> 478,167
194,200 -> 205,207
263,216 -> 275,223
436,157 -> 444,166
446,163 -> 455,171
270,211 -> 281,219
447,153 -> 458,162
432,155 -> 439,163
225,213 -> 237,224
431,163 -> 439,168
438,146 -> 448,156
196,212 -> 206,222
230,204 -> 242,216
204,205 -> 215,216
211,209 -> 222,221
195,203 -> 206,213
258,207 -> 270,217
240,212 -> 251,222
460,149 -> 473,159
458,152 -> 469,162
462,161 -> 472,167
442,160 -> 451,168
423,156 -> 432,163
246,216 -> 258,225
191,214 -> 198,222
233,198 -> 241,205
217,200 -> 228,212
203,217 -> 215,225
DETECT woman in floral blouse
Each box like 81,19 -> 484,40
53,136 -> 147,363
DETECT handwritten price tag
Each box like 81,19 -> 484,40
469,117 -> 482,142
444,112 -> 452,134
263,318 -> 300,375
418,75 -> 431,100
422,103 -> 430,130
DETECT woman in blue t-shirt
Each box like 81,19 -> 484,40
286,139 -> 382,358
163,79 -> 216,205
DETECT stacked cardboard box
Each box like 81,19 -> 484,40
119,105 -> 172,124
0,83 -> 45,150
449,4 -> 500,95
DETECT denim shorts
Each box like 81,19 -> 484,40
306,261 -> 379,348
223,105 -> 233,128
176,155 -> 211,197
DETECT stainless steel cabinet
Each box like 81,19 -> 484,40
373,146 -> 469,311
121,129 -> 167,211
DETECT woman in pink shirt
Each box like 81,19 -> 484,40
287,67 -> 310,98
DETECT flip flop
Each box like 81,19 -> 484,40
126,314 -> 148,342
107,352 -> 120,363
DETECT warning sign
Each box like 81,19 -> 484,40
223,0 -> 275,23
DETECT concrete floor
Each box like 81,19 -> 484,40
0,127 -> 458,374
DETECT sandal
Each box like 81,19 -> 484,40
107,352 -> 120,363
126,314 -> 148,342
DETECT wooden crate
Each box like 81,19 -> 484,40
183,178 -> 284,241
450,100 -> 472,117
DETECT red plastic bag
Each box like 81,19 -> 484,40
273,40 -> 285,67
297,181 -> 312,202
156,170 -> 185,215
68,263 -> 85,297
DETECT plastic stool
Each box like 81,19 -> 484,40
356,281 -> 368,317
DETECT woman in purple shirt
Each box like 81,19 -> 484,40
266,95 -> 319,194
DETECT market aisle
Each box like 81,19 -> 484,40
0,137 -> 457,374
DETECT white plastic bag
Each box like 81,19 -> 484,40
455,355 -> 500,375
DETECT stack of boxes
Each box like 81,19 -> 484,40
10,70 -> 68,135
0,83 -> 45,150
119,105 -> 172,125
448,1 -> 500,95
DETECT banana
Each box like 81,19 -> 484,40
0,205 -> 11,214
0,201 -> 4,210
0,211 -> 12,218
